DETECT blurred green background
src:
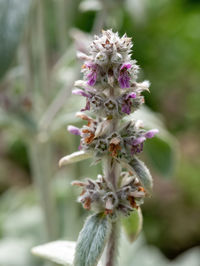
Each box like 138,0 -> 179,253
0,0 -> 200,265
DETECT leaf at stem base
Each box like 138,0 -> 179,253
122,207 -> 143,243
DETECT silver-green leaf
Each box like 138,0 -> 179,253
59,150 -> 92,167
74,213 -> 111,266
129,156 -> 153,193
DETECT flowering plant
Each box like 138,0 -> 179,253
59,30 -> 158,266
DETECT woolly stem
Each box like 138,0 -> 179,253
104,83 -> 121,265
104,158 -> 120,266
105,221 -> 119,266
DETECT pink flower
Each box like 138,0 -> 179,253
72,89 -> 90,98
118,63 -> 132,89
121,92 -> 136,115
132,136 -> 146,145
145,129 -> 159,139
84,62 -> 98,86
67,125 -> 81,135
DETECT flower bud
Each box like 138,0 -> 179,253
95,52 -> 108,65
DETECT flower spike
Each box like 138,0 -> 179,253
59,30 -> 159,266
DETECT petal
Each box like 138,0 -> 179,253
145,129 -> 159,139
87,71 -> 97,86
122,103 -> 131,114
118,74 -> 130,89
132,136 -> 146,145
72,89 -> 90,97
120,63 -> 132,70
126,92 -> 136,99
67,125 -> 81,135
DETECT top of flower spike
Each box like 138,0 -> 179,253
90,29 -> 133,55
87,29 -> 133,67
79,30 -> 140,89
74,30 -> 150,116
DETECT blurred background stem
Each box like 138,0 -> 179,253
29,141 -> 57,242
21,0 -> 58,243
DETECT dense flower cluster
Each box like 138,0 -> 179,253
72,173 -> 146,216
73,30 -> 149,118
68,115 -> 158,160
64,30 -> 158,217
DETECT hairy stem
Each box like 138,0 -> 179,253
104,83 -> 120,264
105,221 -> 119,266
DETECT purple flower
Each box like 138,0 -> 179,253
118,63 -> 132,89
121,92 -> 136,115
132,136 -> 146,145
84,62 -> 98,86
126,92 -> 136,99
121,63 -> 132,70
121,101 -> 132,115
72,89 -> 90,98
67,125 -> 81,135
72,89 -> 91,112
87,71 -> 97,86
145,129 -> 159,139
130,143 -> 144,155
129,129 -> 159,155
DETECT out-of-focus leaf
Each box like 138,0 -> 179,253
0,237 -> 34,266
32,240 -> 103,266
79,0 -> 102,12
49,96 -> 85,133
74,213 -> 111,266
0,0 -> 32,79
122,208 -> 143,243
0,108 -> 37,134
145,136 -> 176,178
129,156 -> 153,193
119,233 -> 200,266
32,240 -> 76,266
3,207 -> 43,239
119,234 -> 169,266
59,150 -> 92,167
124,106 -> 178,178
125,0 -> 148,24
172,247 -> 200,266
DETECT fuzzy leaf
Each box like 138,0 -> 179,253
74,213 -> 111,266
59,151 -> 92,167
122,208 -> 143,243
129,156 -> 153,193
